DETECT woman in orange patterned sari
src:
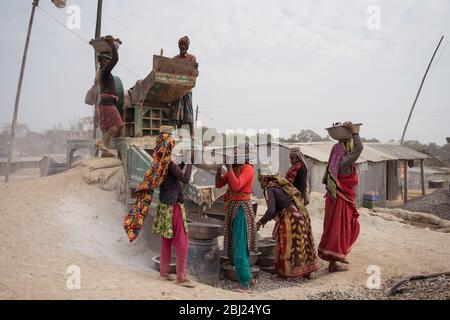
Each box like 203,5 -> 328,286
256,164 -> 320,278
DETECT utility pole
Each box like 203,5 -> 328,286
195,104 -> 199,124
400,35 -> 444,144
92,0 -> 103,140
4,0 -> 40,183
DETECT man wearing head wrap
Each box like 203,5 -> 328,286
171,36 -> 199,138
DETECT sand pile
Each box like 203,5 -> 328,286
72,158 -> 125,202
402,188 -> 450,221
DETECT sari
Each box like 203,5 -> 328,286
220,164 -> 257,288
263,176 -> 320,277
318,141 -> 360,262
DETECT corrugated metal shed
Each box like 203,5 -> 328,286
280,142 -> 429,163
368,144 -> 430,161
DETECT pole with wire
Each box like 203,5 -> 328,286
92,0 -> 103,141
4,0 -> 40,183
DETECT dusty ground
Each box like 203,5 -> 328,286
1,161 -> 450,300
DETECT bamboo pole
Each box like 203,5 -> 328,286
403,160 -> 408,203
400,36 -> 444,144
92,0 -> 103,141
420,159 -> 426,196
5,0 -> 40,183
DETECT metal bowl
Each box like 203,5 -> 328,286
257,239 -> 276,256
219,251 -> 260,266
325,123 -> 362,141
188,222 -> 222,240
152,255 -> 176,274
257,255 -> 274,268
222,264 -> 260,281
260,266 -> 276,274
219,251 -> 228,265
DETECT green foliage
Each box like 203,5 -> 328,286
280,129 -> 329,143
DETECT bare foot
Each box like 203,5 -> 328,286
158,274 -> 175,281
233,287 -> 251,293
176,279 -> 196,288
95,140 -> 107,151
101,150 -> 116,158
250,278 -> 257,287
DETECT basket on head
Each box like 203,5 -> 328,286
326,123 -> 362,141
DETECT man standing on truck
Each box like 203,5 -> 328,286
95,35 -> 124,157
171,36 -> 199,138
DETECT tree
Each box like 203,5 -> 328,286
281,129 -> 329,143
361,137 -> 381,143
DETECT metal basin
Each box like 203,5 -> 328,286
257,239 -> 276,256
219,251 -> 260,266
260,265 -> 276,274
222,264 -> 260,281
325,123 -> 362,141
152,255 -> 176,274
188,222 -> 222,240
257,255 -> 274,268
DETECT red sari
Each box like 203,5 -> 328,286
318,168 -> 360,263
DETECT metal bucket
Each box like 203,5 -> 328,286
187,238 -> 220,286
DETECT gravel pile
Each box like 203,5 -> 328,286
308,275 -> 450,300
216,270 -> 313,292
403,189 -> 450,221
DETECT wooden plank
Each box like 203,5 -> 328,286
134,104 -> 143,137
404,160 -> 408,203
420,159 -> 426,196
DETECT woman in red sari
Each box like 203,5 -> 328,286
318,122 -> 363,272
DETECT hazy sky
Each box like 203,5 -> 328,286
1,0 -> 449,144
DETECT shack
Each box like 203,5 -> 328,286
277,142 -> 430,208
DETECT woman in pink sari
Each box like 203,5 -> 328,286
318,122 -> 363,272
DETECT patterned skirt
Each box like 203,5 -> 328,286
223,200 -> 257,260
273,205 -> 320,277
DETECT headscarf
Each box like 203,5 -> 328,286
178,36 -> 190,47
286,147 -> 311,204
257,168 -> 307,215
322,141 -> 353,200
123,129 -> 175,242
